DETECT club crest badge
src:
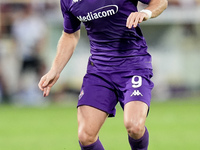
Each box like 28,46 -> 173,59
79,89 -> 84,100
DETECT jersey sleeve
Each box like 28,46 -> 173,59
60,0 -> 81,33
139,0 -> 151,4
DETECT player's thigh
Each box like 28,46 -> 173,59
77,105 -> 108,136
124,101 -> 148,131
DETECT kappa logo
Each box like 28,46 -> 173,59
73,0 -> 81,3
131,90 -> 143,97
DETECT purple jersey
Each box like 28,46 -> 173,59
60,0 -> 152,71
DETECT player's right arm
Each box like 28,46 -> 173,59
38,30 -> 80,97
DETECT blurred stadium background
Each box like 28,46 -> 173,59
0,0 -> 200,150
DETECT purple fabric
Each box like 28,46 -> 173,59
60,0 -> 152,71
77,69 -> 154,117
79,138 -> 105,150
128,127 -> 149,150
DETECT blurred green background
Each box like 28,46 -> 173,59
0,98 -> 200,150
0,0 -> 200,149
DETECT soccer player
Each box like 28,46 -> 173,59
38,0 -> 168,149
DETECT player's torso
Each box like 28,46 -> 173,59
68,0 -> 138,39
64,0 -> 152,71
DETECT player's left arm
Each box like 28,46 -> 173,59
126,0 -> 168,28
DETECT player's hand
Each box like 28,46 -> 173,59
38,69 -> 60,97
126,12 -> 149,28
